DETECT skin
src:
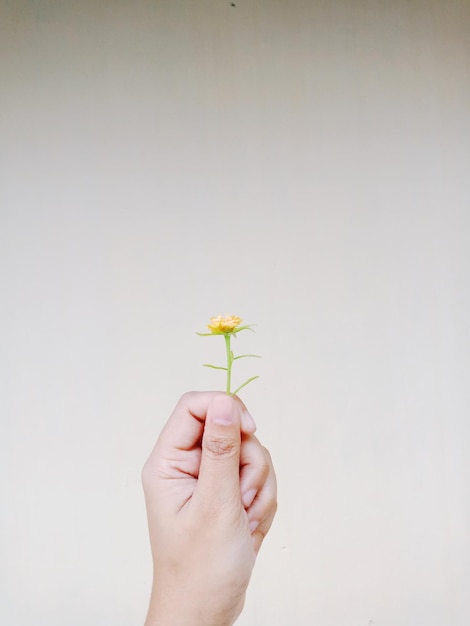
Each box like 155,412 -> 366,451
142,391 -> 278,626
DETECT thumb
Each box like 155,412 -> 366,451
196,394 -> 242,508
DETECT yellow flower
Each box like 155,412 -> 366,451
198,315 -> 260,395
207,315 -> 242,334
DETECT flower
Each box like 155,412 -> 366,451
207,315 -> 242,334
198,315 -> 260,395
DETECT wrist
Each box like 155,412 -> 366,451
145,583 -> 241,626
145,609 -> 237,626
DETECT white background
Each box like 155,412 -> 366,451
1,1 -> 469,625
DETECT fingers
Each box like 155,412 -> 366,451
245,447 -> 277,553
148,390 -> 277,551
157,391 -> 256,454
238,433 -> 278,552
239,435 -> 270,508
194,394 -> 244,509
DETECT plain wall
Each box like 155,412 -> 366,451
1,1 -> 469,625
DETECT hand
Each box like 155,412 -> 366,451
142,391 -> 277,626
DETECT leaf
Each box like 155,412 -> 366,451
232,325 -> 256,335
203,364 -> 228,370
232,375 -> 260,396
233,354 -> 261,360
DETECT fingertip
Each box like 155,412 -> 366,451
205,393 -> 257,434
207,393 -> 240,426
241,410 -> 257,433
249,519 -> 260,533
242,488 -> 257,509
230,395 -> 257,434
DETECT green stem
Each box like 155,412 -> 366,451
224,333 -> 232,394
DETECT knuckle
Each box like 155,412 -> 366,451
203,436 -> 239,459
179,390 -> 196,406
259,460 -> 271,480
141,459 -> 152,489
262,445 -> 272,462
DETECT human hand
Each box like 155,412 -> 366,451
142,391 -> 277,626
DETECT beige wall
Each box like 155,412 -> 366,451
1,1 -> 469,624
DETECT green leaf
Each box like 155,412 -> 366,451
203,364 -> 228,370
233,354 -> 261,360
196,331 -> 218,336
232,375 -> 260,396
232,324 -> 256,335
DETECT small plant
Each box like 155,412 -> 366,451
197,315 -> 260,395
